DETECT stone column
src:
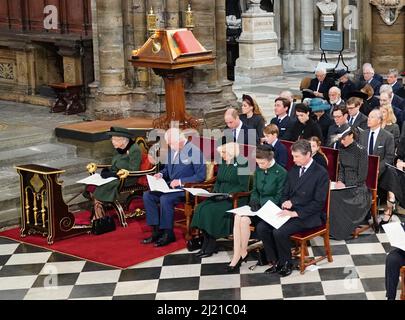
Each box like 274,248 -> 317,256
91,0 -> 99,83
288,0 -> 295,51
301,0 -> 314,51
235,1 -> 282,84
96,0 -> 126,93
166,0 -> 180,29
215,0 -> 228,84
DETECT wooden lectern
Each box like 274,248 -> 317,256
130,29 -> 215,129
15,165 -> 89,244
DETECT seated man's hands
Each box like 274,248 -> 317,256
170,179 -> 182,189
278,210 -> 299,218
86,162 -> 97,174
282,201 -> 293,210
154,173 -> 163,179
117,169 -> 130,179
334,181 -> 346,189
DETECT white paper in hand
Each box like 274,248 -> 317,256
382,222 -> 405,251
227,206 -> 257,217
256,200 -> 287,229
146,175 -> 183,193
76,173 -> 117,186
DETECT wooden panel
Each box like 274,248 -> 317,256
0,0 -> 92,35
26,0 -> 46,31
8,0 -> 24,30
0,0 -> 10,30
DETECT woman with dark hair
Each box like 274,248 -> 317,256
240,94 -> 266,140
329,127 -> 371,240
227,144 -> 287,272
309,136 -> 328,170
284,103 -> 324,143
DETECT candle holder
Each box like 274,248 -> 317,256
185,3 -> 194,30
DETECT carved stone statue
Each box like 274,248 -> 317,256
317,0 -> 338,29
316,0 -> 338,15
370,0 -> 405,26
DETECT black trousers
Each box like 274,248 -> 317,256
256,218 -> 310,265
385,248 -> 405,300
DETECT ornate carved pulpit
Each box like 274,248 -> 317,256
130,29 -> 215,129
15,165 -> 89,244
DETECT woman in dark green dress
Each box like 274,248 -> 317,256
191,142 -> 250,258
86,127 -> 141,219
227,144 -> 287,272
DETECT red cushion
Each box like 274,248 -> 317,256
137,153 -> 153,187
291,225 -> 326,239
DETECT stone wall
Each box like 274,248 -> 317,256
371,7 -> 405,74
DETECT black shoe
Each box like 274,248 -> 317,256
195,250 -> 206,257
226,257 -> 243,273
154,232 -> 176,247
278,262 -> 293,277
141,229 -> 162,244
264,263 -> 281,274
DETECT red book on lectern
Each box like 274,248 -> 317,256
173,30 -> 205,54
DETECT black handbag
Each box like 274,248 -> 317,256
92,216 -> 116,235
186,236 -> 203,252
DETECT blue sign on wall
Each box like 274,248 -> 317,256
320,30 -> 344,52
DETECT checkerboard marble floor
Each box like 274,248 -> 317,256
0,214 -> 403,300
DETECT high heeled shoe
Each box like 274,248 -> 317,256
379,200 -> 396,230
226,257 -> 243,273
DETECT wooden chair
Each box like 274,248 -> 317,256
352,155 -> 380,238
290,187 -> 333,274
401,266 -> 405,300
174,161 -> 217,240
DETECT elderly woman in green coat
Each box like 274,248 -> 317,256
191,142 -> 251,258
86,127 -> 141,219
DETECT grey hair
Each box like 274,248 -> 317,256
370,109 -> 383,122
315,67 -> 327,75
291,139 -> 312,156
380,84 -> 393,95
329,86 -> 341,95
388,69 -> 399,78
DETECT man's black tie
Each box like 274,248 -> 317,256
369,132 -> 375,155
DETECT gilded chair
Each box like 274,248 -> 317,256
86,137 -> 157,227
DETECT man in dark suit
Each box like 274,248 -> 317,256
142,128 -> 206,247
358,64 -> 382,95
328,87 -> 346,117
270,97 -> 294,140
279,90 -> 298,122
359,109 -> 395,177
347,97 -> 368,130
256,140 -> 329,277
262,124 -> 288,168
303,67 -> 335,101
326,105 -> 350,148
223,108 -> 258,145
387,69 -> 403,95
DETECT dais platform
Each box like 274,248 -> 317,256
55,117 -> 154,142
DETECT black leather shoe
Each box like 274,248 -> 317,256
154,233 -> 176,247
278,262 -> 293,277
195,250 -> 206,257
264,263 -> 281,274
142,235 -> 159,244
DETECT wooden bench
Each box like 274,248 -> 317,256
49,83 -> 85,115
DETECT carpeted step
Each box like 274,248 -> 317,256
0,143 -> 77,167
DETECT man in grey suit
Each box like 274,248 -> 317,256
346,97 -> 368,131
359,109 -> 395,177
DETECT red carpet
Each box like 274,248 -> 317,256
0,212 -> 186,269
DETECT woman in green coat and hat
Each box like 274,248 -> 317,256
86,127 -> 141,219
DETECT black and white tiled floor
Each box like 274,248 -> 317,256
0,216 -> 403,300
